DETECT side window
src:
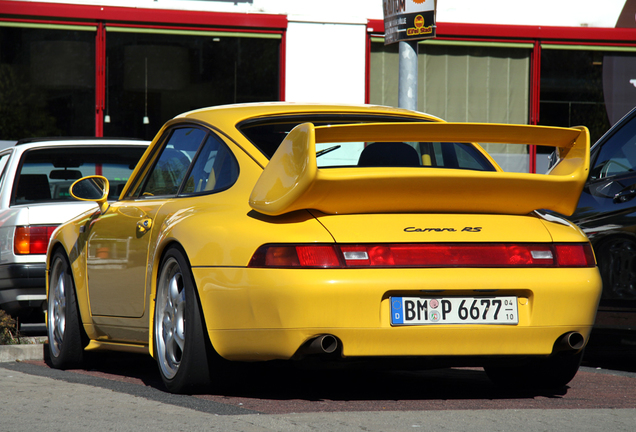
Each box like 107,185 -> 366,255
425,142 -> 495,171
181,134 -> 239,195
137,127 -> 206,197
590,115 -> 636,180
0,152 -> 11,191
454,143 -> 494,171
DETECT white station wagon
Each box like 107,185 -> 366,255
0,137 -> 148,333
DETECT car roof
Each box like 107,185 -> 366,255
14,137 -> 149,147
175,102 -> 443,125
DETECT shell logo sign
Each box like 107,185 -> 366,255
383,0 -> 436,45
407,14 -> 433,37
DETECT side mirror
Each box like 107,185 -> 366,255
70,175 -> 110,213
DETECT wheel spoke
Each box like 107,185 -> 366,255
55,273 -> 66,335
164,322 -> 179,367
173,281 -> 186,351
169,274 -> 181,308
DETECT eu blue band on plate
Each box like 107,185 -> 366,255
391,297 -> 403,324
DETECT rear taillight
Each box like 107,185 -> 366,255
555,244 -> 596,267
248,243 -> 595,268
14,226 -> 57,255
249,245 -> 342,268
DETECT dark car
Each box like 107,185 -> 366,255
568,106 -> 636,335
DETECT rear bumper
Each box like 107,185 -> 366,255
210,326 -> 593,363
0,263 -> 46,314
192,267 -> 602,361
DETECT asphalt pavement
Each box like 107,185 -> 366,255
1,356 -> 635,432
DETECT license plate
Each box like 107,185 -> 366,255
390,296 -> 518,325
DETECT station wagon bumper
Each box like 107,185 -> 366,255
0,263 -> 46,317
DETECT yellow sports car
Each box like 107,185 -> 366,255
46,103 -> 602,394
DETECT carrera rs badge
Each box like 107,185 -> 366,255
404,227 -> 482,233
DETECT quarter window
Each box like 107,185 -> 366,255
181,134 -> 239,195
133,126 -> 238,197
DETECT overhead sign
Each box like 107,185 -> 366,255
383,0 -> 436,45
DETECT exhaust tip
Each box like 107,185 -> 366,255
297,334 -> 339,357
565,332 -> 585,350
317,335 -> 338,354
556,331 -> 585,352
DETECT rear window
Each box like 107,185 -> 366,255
12,145 -> 147,205
237,115 -> 496,172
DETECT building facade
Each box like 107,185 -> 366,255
2,0 -> 636,171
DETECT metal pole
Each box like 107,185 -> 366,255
398,40 -> 418,111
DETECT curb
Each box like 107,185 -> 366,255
0,337 -> 47,362
0,343 -> 45,362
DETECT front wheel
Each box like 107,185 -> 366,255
47,250 -> 87,369
484,350 -> 584,390
153,246 -> 214,394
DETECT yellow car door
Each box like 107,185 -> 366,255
85,200 -> 165,318
85,125 -> 209,318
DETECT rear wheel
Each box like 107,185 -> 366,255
154,246 -> 213,394
484,350 -> 584,389
47,250 -> 87,369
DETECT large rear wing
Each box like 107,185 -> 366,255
249,122 -> 589,216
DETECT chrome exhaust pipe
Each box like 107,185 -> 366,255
305,335 -> 338,354
555,331 -> 585,352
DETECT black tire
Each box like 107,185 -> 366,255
47,249 -> 87,369
484,350 -> 584,390
153,246 -> 214,394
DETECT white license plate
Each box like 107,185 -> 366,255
390,296 -> 518,325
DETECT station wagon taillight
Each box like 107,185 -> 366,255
14,226 -> 57,255
248,243 -> 596,268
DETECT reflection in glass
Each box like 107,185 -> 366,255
0,27 -> 95,139
104,32 -> 280,140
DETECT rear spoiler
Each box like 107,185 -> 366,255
249,122 -> 589,216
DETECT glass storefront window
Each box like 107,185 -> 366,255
370,41 -> 531,172
103,30 -> 280,140
538,47 -> 636,172
0,25 -> 95,139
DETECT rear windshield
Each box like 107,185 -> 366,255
237,115 -> 496,172
12,145 -> 147,205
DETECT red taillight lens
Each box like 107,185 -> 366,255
296,245 -> 341,267
249,245 -> 341,268
555,243 -> 596,267
249,243 -> 595,268
14,226 -> 57,255
341,243 -> 557,267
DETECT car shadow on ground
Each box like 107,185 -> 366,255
44,349 -> 572,401
216,362 -> 570,401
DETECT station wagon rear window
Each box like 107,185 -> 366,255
12,146 -> 147,205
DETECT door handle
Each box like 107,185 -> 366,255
137,218 -> 153,234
